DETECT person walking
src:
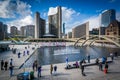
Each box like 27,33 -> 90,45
66,57 -> 68,67
18,52 -> 21,58
104,62 -> 108,74
34,60 -> 38,71
1,60 -> 4,70
81,65 -> 85,76
95,58 -> 99,65
9,65 -> 14,77
99,62 -> 103,71
32,62 -> 35,71
54,65 -> 57,74
87,54 -> 90,63
114,52 -> 118,57
110,53 -> 114,61
50,64 -> 53,75
4,61 -> 8,70
38,65 -> 42,77
10,58 -> 13,66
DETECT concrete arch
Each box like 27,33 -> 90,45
74,35 -> 120,47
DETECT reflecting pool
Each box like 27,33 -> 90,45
23,46 -> 120,68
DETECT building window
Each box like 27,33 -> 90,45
107,33 -> 109,35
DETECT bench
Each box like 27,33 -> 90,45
65,59 -> 112,69
65,64 -> 79,69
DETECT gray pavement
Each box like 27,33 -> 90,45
0,45 -> 120,80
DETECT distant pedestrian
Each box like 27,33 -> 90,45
10,58 -> 13,66
54,65 -> 57,74
9,65 -> 14,77
18,52 -> 21,58
102,57 -> 107,64
87,54 -> 90,63
1,60 -> 4,70
114,52 -> 118,57
99,62 -> 103,71
66,57 -> 68,67
95,58 -> 99,65
81,65 -> 85,76
34,60 -> 38,71
38,65 -> 42,77
23,51 -> 25,56
104,62 -> 108,74
110,53 -> 114,61
4,61 -> 8,70
50,64 -> 53,75
27,50 -> 29,55
32,62 -> 35,71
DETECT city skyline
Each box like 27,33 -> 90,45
0,0 -> 120,33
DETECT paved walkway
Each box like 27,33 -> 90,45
9,56 -> 120,80
0,44 -> 38,80
0,45 -> 120,80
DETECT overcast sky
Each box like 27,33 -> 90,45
0,0 -> 120,33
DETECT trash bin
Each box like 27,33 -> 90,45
30,71 -> 34,79
17,72 -> 29,80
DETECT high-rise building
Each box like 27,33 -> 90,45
99,9 -> 116,35
35,12 -> 46,38
20,26 -> 25,36
72,22 -> 89,39
67,32 -> 72,38
100,9 -> 116,27
48,6 -> 62,38
63,23 -> 65,35
24,25 -> 35,38
0,22 -> 8,40
40,18 -> 46,38
10,26 -> 18,37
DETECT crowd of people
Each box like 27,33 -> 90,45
1,58 -> 14,77
65,51 -> 119,76
31,60 -> 58,78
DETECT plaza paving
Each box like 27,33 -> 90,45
0,45 -> 120,80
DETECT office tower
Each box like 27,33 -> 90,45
48,6 -> 62,38
0,22 -> 8,40
10,26 -> 17,37
20,26 -> 25,36
100,9 -> 116,27
35,12 -> 45,38
24,25 -> 35,38
63,23 -> 65,34
67,32 -> 72,38
72,22 -> 89,40
99,9 -> 116,35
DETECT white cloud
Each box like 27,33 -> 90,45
0,0 -> 32,18
48,7 -> 57,16
62,7 -> 77,23
43,12 -> 47,17
7,15 -> 34,33
16,0 -> 32,17
0,0 -> 33,32
0,0 -> 15,18
83,16 -> 100,31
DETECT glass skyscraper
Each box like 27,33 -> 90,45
100,9 -> 116,27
